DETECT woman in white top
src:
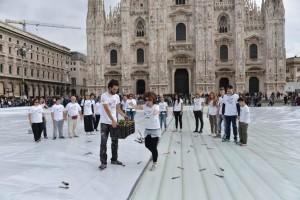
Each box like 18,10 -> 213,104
207,92 -> 218,137
28,98 -> 45,142
130,92 -> 161,171
193,93 -> 205,133
173,94 -> 183,132
65,96 -> 82,138
158,97 -> 168,130
81,94 -> 95,135
126,94 -> 137,120
94,97 -> 102,131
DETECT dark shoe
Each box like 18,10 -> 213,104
111,160 -> 123,165
59,136 -> 65,139
222,138 -> 230,142
193,130 -> 198,133
98,164 -> 107,170
44,136 -> 48,139
198,130 -> 203,134
74,135 -> 79,138
53,137 -> 57,140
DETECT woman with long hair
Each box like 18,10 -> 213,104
28,98 -> 45,142
173,94 -> 183,132
81,94 -> 95,135
207,92 -> 218,137
193,93 -> 205,133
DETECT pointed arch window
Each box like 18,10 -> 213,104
219,15 -> 229,33
110,50 -> 118,66
176,0 -> 185,5
136,20 -> 145,37
176,23 -> 186,41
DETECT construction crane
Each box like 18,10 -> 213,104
5,19 -> 81,32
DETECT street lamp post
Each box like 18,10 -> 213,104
16,45 -> 31,99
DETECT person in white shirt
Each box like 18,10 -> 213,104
238,97 -> 250,146
28,99 -> 45,142
121,95 -> 128,113
65,96 -> 82,138
94,97 -> 102,131
130,92 -> 161,171
193,93 -> 205,133
207,92 -> 218,137
99,80 -> 128,170
81,94 -> 95,135
158,97 -> 168,131
126,94 -> 137,120
51,98 -> 65,139
90,93 -> 97,131
40,98 -> 48,139
222,85 -> 240,143
217,87 -> 225,138
173,95 -> 183,132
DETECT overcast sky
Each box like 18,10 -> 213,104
0,0 -> 298,57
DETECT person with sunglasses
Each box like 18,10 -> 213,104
28,99 -> 45,142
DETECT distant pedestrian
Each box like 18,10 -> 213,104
28,99 -> 44,142
192,93 -> 205,133
238,97 -> 250,146
217,88 -> 225,138
126,94 -> 137,120
81,94 -> 95,135
207,92 -> 218,137
172,94 -> 183,132
65,96 -> 82,138
158,97 -> 168,131
51,98 -> 65,140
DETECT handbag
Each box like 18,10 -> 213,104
71,115 -> 78,120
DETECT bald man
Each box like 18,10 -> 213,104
65,96 -> 83,138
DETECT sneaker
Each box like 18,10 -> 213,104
193,130 -> 198,133
199,130 -> 203,134
240,143 -> 247,146
98,164 -> 107,170
53,137 -> 57,140
222,138 -> 230,142
59,136 -> 65,139
149,163 -> 157,171
44,136 -> 48,139
111,160 -> 123,165
212,134 -> 217,137
74,135 -> 79,138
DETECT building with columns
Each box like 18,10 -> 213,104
86,0 -> 286,96
0,21 -> 71,98
286,56 -> 300,83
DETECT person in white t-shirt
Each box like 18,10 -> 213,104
121,95 -> 128,113
207,92 -> 218,137
126,94 -> 137,120
99,80 -> 128,170
238,97 -> 250,146
51,98 -> 65,139
65,96 -> 82,138
158,97 -> 169,131
94,97 -> 102,131
173,95 -> 183,132
28,98 -> 45,142
81,94 -> 95,135
222,85 -> 240,143
193,93 -> 205,133
90,93 -> 97,131
130,92 -> 161,171
217,87 -> 225,138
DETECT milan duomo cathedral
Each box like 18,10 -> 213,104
86,0 -> 286,96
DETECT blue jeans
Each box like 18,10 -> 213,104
126,110 -> 136,121
224,116 -> 238,140
159,112 -> 167,129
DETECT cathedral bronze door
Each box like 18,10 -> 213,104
219,78 -> 229,90
249,77 -> 259,95
175,69 -> 189,95
136,79 -> 145,95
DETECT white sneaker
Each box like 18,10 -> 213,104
149,163 -> 158,171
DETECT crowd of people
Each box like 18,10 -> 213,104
25,79 -> 254,172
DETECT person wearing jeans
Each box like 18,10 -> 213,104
51,98 -> 65,140
207,92 -> 218,137
173,95 -> 183,132
159,97 -> 168,130
99,80 -> 128,170
126,94 -> 137,121
222,85 -> 240,143
193,93 -> 205,133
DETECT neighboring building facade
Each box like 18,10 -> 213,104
70,52 -> 88,96
0,21 -> 71,98
286,56 -> 300,83
86,0 -> 286,96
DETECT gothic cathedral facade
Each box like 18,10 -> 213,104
86,0 -> 286,96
